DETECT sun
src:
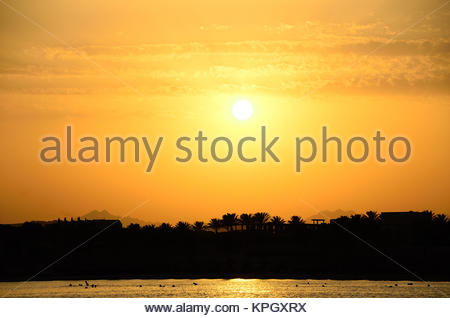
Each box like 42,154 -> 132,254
232,100 -> 253,120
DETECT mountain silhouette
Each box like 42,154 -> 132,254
80,209 -> 150,227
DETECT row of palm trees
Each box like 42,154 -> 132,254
207,212 -> 306,233
332,210 -> 449,225
133,211 -> 449,234
146,213 -> 306,234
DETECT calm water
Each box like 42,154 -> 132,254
1,279 -> 449,298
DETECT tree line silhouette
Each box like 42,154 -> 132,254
0,211 -> 449,281
146,212 -> 304,234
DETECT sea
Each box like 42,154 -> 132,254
1,279 -> 449,298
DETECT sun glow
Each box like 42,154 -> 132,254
232,100 -> 253,120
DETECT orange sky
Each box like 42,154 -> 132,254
0,0 -> 449,224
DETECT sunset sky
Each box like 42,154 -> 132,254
0,0 -> 449,224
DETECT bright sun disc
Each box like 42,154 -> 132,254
232,100 -> 253,120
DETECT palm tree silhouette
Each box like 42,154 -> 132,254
175,221 -> 191,231
288,215 -> 305,233
364,211 -> 379,223
239,213 -> 253,231
127,223 -> 141,231
288,215 -> 305,226
270,216 -> 285,233
158,222 -> 172,232
143,224 -> 156,231
222,213 -> 238,231
433,214 -> 447,224
208,218 -> 222,234
253,212 -> 270,231
193,221 -> 206,231
432,213 -> 448,225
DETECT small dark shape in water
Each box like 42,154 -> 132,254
388,286 -> 393,288
295,285 -> 298,287
193,282 -> 198,286
172,285 -> 175,287
427,284 -> 431,287
85,286 -> 88,289
159,284 -> 164,287
69,283 -> 72,287
407,283 -> 413,285
394,284 -> 398,286
322,285 -> 325,287
85,281 -> 89,286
